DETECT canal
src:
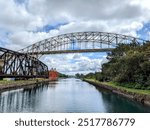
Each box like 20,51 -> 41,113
0,78 -> 150,113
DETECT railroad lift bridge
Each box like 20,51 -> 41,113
0,31 -> 147,78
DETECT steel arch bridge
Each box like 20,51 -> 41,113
0,47 -> 48,78
19,31 -> 147,57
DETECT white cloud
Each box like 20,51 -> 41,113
0,0 -> 150,74
41,53 -> 107,74
0,0 -> 44,32
1,0 -> 150,49
26,0 -> 148,21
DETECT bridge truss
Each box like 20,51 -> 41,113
19,32 -> 147,57
0,47 -> 48,78
0,32 -> 147,78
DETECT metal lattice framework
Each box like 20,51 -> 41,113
19,31 -> 147,57
0,47 -> 48,78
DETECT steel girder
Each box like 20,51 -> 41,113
0,47 -> 48,78
19,32 -> 147,57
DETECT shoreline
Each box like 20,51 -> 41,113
84,79 -> 150,107
0,79 -> 50,93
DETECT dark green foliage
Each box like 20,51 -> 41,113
84,42 -> 150,90
84,73 -> 95,79
58,73 -> 69,78
102,42 -> 150,89
75,73 -> 85,78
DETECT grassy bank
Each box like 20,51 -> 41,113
84,78 -> 150,106
85,78 -> 150,95
0,78 -> 49,92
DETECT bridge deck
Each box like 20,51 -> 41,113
25,48 -> 114,55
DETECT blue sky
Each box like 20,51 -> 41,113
36,22 -> 68,33
14,0 -> 25,4
0,0 -> 150,74
137,23 -> 150,40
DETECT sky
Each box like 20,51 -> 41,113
0,0 -> 150,75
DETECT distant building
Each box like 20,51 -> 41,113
49,68 -> 58,81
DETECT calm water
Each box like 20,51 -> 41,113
0,78 -> 150,113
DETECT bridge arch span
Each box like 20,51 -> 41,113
19,31 -> 147,56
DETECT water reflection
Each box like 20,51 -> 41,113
0,78 -> 150,113
100,91 -> 150,113
0,83 -> 50,112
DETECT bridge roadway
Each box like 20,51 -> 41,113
27,48 -> 114,55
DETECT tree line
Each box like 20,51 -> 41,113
76,41 -> 150,90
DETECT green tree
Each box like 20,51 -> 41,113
100,42 -> 150,89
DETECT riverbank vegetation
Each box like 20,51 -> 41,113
0,78 -> 49,86
58,72 -> 69,78
0,71 -> 68,90
85,78 -> 150,95
0,78 -> 50,92
77,41 -> 150,90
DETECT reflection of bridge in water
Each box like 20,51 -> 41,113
0,31 -> 148,78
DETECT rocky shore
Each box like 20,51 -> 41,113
84,79 -> 150,107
